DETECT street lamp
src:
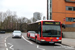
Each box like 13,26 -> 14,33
16,22 -> 17,30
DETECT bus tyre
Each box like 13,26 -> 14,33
39,41 -> 42,45
52,43 -> 55,45
60,42 -> 62,44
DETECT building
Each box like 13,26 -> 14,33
33,12 -> 41,21
47,0 -> 75,25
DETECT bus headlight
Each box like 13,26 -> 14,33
41,39 -> 45,41
58,40 -> 62,41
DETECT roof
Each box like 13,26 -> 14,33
28,20 -> 61,25
36,20 -> 54,22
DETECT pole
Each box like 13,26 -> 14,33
64,18 -> 65,24
16,22 -> 17,30
47,0 -> 48,20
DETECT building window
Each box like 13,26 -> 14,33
50,13 -> 52,16
50,15 -> 52,20
66,6 -> 73,11
66,6 -> 75,11
50,0 -> 52,3
73,7 -> 75,11
66,17 -> 75,22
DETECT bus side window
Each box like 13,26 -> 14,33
38,31 -> 40,35
38,26 -> 40,31
38,26 -> 41,37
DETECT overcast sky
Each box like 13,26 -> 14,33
0,0 -> 47,19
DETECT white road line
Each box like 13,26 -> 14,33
37,45 -> 39,48
8,43 -> 12,45
10,45 -> 14,50
37,45 -> 45,50
5,35 -> 11,50
5,43 -> 7,47
6,48 -> 8,50
8,43 -> 14,50
22,36 -> 33,44
5,40 -> 6,42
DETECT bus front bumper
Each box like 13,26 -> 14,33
39,41 -> 62,44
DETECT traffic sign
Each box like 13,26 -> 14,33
64,18 -> 65,21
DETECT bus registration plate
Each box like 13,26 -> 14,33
49,42 -> 54,43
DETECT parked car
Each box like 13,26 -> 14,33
12,30 -> 22,38
0,31 -> 5,34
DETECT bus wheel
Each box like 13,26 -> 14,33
60,42 -> 62,44
52,43 -> 55,45
51,43 -> 55,45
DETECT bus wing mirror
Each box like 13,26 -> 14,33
62,24 -> 65,29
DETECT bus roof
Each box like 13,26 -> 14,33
36,20 -> 54,22
28,20 -> 61,25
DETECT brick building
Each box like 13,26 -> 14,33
47,0 -> 75,25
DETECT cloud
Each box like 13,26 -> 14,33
0,0 -> 47,19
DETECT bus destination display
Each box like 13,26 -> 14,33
43,22 -> 60,25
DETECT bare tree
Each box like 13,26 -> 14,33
27,19 -> 31,23
30,17 -> 37,23
0,12 -> 2,22
0,10 -> 31,32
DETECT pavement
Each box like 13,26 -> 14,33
62,38 -> 75,47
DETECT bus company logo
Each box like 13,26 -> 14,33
38,23 -> 40,25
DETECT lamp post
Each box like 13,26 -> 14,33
16,22 -> 17,30
64,18 -> 65,24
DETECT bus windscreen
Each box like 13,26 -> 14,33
43,22 -> 61,37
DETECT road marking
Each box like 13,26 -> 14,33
5,40 -> 6,42
37,45 -> 45,50
54,44 -> 75,49
5,43 -> 7,47
8,43 -> 14,50
6,48 -> 8,50
5,35 -> 11,50
22,36 -> 33,44
37,45 -> 39,48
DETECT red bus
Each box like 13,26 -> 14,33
27,20 -> 65,44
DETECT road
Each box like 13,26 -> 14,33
0,33 -> 75,50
